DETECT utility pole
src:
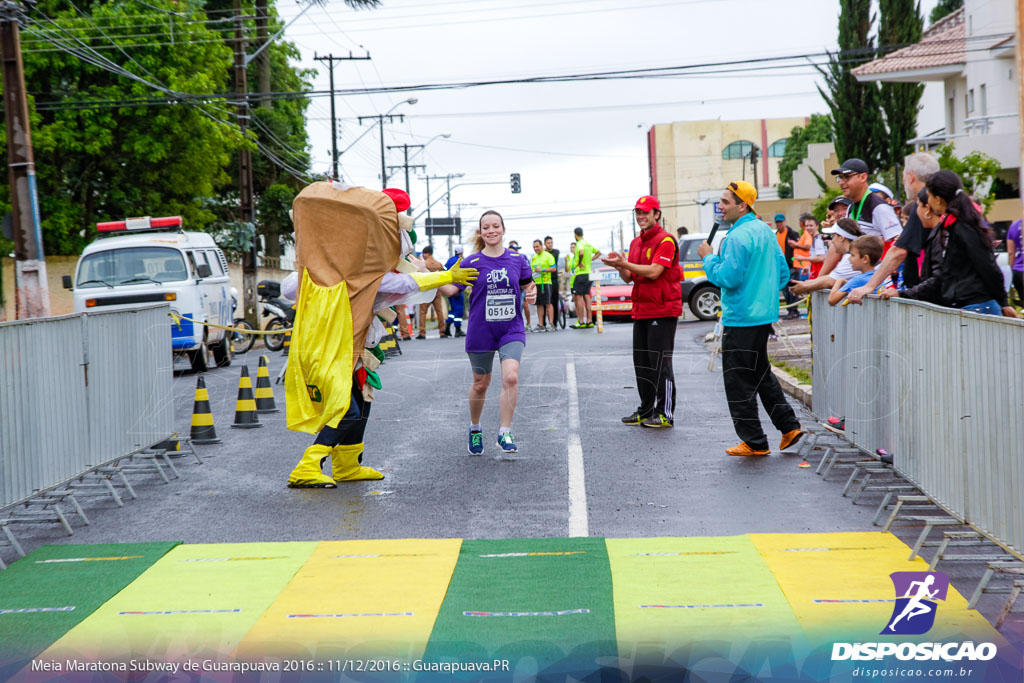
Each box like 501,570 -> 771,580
233,0 -> 257,326
314,51 -> 370,180
386,144 -> 424,214
358,113 -> 405,185
1,0 -> 49,319
423,173 -> 464,248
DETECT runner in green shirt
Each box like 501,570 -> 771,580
571,227 -> 601,328
531,239 -> 557,331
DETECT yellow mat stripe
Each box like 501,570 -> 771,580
237,538 -> 462,661
38,542 -> 317,661
750,532 -> 1002,646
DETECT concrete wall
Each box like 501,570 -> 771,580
793,143 -> 841,199
1,255 -> 291,322
652,117 -> 808,234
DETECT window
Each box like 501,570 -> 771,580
967,89 -> 975,114
205,249 -> 224,276
722,140 -> 755,160
979,84 -> 987,116
190,250 -> 212,278
76,247 -> 188,287
768,139 -> 788,157
679,239 -> 702,263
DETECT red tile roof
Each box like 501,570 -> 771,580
852,8 -> 964,77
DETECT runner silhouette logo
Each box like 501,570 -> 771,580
882,571 -> 949,635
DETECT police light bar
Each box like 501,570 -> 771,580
96,216 -> 183,232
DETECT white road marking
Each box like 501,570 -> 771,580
566,358 -> 589,537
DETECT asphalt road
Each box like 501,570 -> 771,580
6,316 -> 1024,649
8,317 -> 880,548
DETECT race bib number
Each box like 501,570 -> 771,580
485,294 -> 516,321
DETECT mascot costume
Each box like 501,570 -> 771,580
284,181 -> 477,488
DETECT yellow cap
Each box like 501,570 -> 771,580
726,180 -> 757,209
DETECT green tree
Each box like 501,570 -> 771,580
817,0 -> 888,171
0,0 -> 241,254
929,0 -> 962,25
203,0 -> 380,257
777,114 -> 834,197
812,188 -> 843,222
935,142 -> 1002,212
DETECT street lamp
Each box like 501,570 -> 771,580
417,132 -> 451,156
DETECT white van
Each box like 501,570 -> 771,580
64,216 -> 233,372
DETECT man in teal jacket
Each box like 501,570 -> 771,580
697,181 -> 805,456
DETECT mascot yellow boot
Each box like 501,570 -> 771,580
331,443 -> 384,481
287,444 -> 336,488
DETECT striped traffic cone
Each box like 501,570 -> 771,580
254,355 -> 279,413
190,376 -> 221,444
282,305 -> 294,356
231,366 -> 262,429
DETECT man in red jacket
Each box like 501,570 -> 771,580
601,195 -> 682,428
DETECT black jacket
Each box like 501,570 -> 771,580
900,215 -> 1007,308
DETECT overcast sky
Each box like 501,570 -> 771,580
276,0 -> 946,256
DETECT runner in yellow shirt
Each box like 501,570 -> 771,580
571,227 -> 601,328
531,239 -> 556,331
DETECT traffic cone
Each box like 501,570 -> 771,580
231,366 -> 262,429
282,305 -> 294,356
190,376 -> 221,444
254,355 -> 278,413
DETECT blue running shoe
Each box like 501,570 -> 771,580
497,431 -> 517,453
468,429 -> 484,455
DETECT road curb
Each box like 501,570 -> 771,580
772,366 -> 812,408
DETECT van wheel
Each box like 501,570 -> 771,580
189,342 -> 209,373
689,285 -> 721,321
212,337 -> 232,368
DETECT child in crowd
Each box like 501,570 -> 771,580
828,235 -> 890,306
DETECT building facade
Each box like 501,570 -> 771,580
647,117 -> 808,233
853,4 -> 1020,190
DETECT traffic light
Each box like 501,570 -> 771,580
510,173 -> 521,194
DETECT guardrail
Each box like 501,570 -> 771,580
811,291 -> 1024,558
0,305 -> 173,509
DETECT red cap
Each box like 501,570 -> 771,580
382,188 -> 411,213
634,195 -> 659,211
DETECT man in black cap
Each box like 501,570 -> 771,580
830,158 -> 902,245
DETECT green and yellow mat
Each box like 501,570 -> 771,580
0,533 -> 1017,681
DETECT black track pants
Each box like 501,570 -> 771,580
721,324 -> 800,450
632,316 -> 677,420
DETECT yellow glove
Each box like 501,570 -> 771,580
410,258 -> 478,291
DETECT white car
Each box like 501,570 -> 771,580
64,216 -> 233,372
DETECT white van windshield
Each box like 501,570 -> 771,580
77,247 -> 189,288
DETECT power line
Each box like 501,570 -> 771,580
23,37 -> 1004,115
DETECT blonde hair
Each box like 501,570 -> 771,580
474,210 -> 505,253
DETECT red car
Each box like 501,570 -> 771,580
589,267 -> 633,319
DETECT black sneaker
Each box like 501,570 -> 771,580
621,411 -> 644,425
641,414 -> 673,428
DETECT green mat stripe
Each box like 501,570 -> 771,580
0,542 -> 179,671
423,538 -> 617,675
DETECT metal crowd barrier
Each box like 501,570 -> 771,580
0,305 -> 174,509
811,291 -> 1024,558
